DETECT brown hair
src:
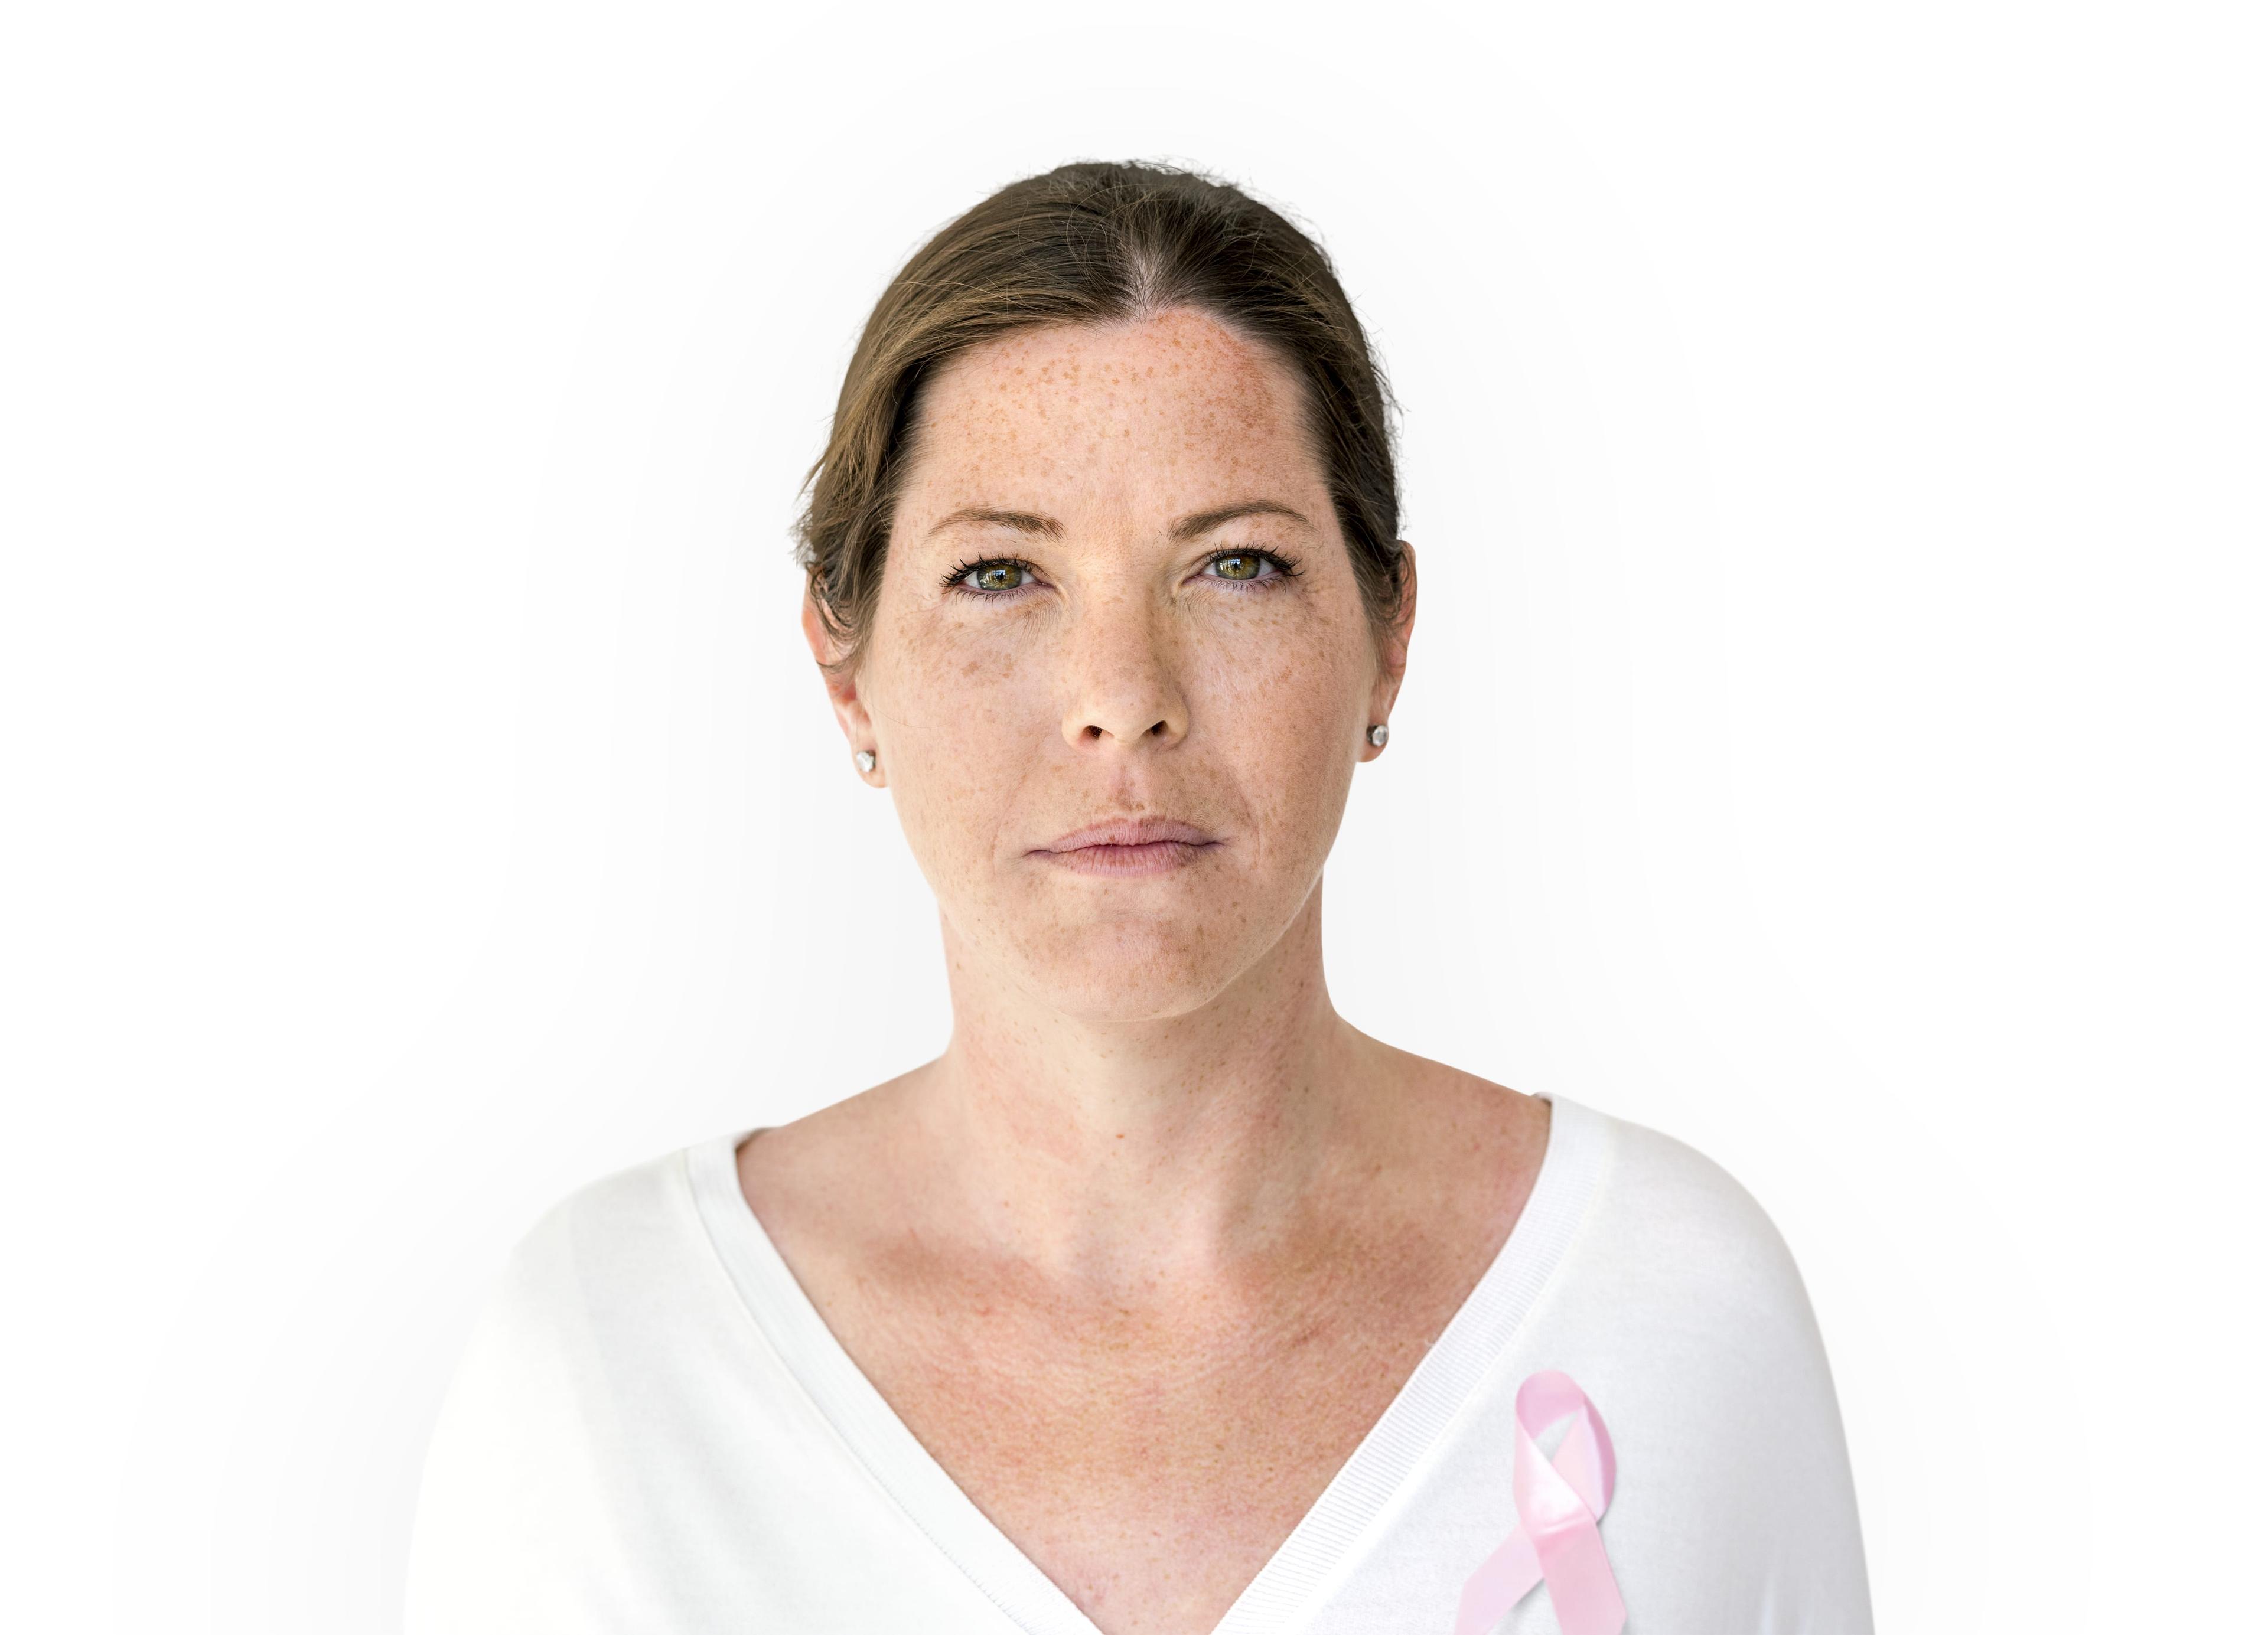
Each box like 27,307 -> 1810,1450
794,161 -> 1403,665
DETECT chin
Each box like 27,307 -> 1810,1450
1012,918 -> 1257,1023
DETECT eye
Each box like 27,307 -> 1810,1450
943,557 -> 1035,595
1201,549 -> 1297,585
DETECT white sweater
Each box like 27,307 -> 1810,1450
405,1097 -> 1872,1633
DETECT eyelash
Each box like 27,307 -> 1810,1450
940,554 -> 1041,595
1205,548 -> 1304,588
939,549 -> 1305,596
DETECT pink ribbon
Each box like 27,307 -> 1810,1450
1454,1370 -> 1626,1635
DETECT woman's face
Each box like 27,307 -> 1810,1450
813,308 -> 1411,1022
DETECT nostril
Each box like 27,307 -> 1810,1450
1067,713 -> 1180,745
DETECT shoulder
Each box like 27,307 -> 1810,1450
477,1144 -> 716,1349
1596,1112 -> 1799,1268
406,1138 -> 751,1629
1553,1103 -> 1826,1359
429,1137 -> 765,1444
1521,1107 -> 1872,1620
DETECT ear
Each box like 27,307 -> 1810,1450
1361,541 -> 1417,761
803,595 -> 884,786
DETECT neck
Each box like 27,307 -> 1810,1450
901,889 -> 1382,1289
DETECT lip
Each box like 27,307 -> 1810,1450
1029,817 -> 1224,876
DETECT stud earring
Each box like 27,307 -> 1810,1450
854,749 -> 876,774
1367,723 -> 1390,748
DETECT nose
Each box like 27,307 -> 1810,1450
1060,591 -> 1190,752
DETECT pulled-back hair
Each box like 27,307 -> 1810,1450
794,161 -> 1403,665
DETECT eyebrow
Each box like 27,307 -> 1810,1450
924,499 -> 1315,543
1169,501 -> 1314,540
926,507 -> 1063,540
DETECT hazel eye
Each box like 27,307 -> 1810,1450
972,562 -> 1027,592
1208,553 -> 1267,581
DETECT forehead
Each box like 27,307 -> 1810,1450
904,309 -> 1319,505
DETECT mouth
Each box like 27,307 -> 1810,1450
1029,817 -> 1224,876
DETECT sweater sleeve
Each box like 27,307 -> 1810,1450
1550,1119 -> 1875,1633
401,1196 -> 628,1635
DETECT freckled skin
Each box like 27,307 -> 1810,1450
861,311 -> 1377,1019
749,311 -> 1550,1635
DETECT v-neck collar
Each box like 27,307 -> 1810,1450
686,1094 -> 1609,1635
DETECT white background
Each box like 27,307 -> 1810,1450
4,2 -> 2262,1630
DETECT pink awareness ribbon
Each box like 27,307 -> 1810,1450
1453,1370 -> 1627,1635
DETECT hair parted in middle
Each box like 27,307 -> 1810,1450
794,160 -> 1405,670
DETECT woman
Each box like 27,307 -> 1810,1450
405,162 -> 1871,1634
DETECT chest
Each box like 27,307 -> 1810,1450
812,1253 -> 1480,1635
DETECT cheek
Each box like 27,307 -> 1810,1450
862,616 -> 1055,867
1187,612 -> 1370,831
882,606 -> 1063,751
